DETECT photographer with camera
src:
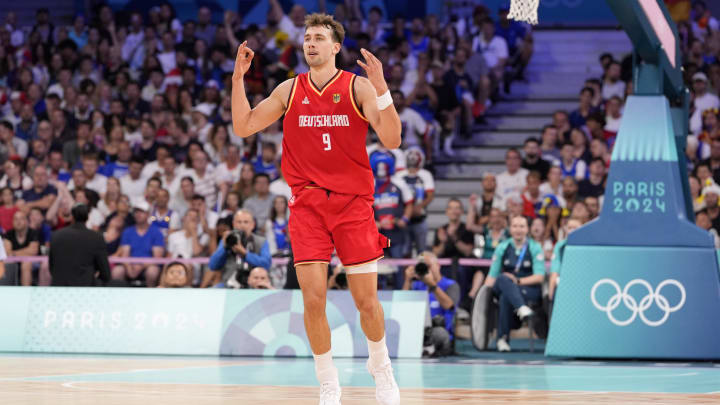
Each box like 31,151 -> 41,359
402,251 -> 460,357
204,209 -> 271,288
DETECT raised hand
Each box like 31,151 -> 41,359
357,48 -> 389,95
233,41 -> 255,81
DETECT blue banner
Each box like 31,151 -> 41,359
0,287 -> 427,358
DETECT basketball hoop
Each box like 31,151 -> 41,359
508,0 -> 540,25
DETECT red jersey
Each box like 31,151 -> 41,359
281,70 -> 373,196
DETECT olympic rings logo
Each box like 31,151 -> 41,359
590,279 -> 686,327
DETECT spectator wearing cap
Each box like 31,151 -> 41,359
120,156 -> 148,202
49,202 -> 110,286
691,72 -> 720,135
701,183 -> 720,234
19,165 -> 57,215
114,200 -> 165,287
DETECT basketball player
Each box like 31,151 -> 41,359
231,13 -> 401,405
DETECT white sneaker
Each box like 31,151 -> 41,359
516,305 -> 533,320
497,337 -> 511,352
319,380 -> 342,405
367,360 -> 400,405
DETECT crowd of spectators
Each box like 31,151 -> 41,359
2,0 -> 717,315
0,1 -> 534,289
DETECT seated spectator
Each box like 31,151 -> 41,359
4,210 -> 40,285
483,215 -> 545,352
100,141 -> 132,178
604,96 -> 624,136
570,200 -> 591,223
601,61 -> 626,100
395,148 -> 435,255
496,148 -> 529,202
522,137 -> 551,180
190,194 -> 218,251
74,152 -> 107,195
690,72 -> 719,135
590,138 -> 612,167
584,78 -> 603,109
521,171 -> 543,218
0,187 -> 19,232
134,177 -> 161,209
19,165 -> 58,215
0,159 -> 32,199
557,142 -> 588,181
0,120 -> 29,160
539,125 -> 561,163
403,251 -> 459,356
265,195 -> 290,256
540,166 -> 564,197
184,149 -> 217,208
62,120 -> 93,169
205,209 -> 271,288
569,87 -> 598,129
552,110 -> 572,143
505,193 -> 525,219
585,196 -> 601,220
702,184 -> 720,234
541,197 -> 565,244
170,176 -> 196,217
467,173 -> 504,231
530,217 -> 553,260
247,267 -> 274,289
242,173 -> 275,235
269,170 -> 292,200
150,189 -> 181,237
104,215 -> 125,257
371,152 -> 413,262
215,144 -> 242,194
252,142 -> 280,181
393,90 -> 430,150
432,198 -> 474,300
570,128 -> 592,164
469,208 -> 508,300
548,218 -> 584,302
234,163 -> 256,201
69,168 -> 100,208
158,261 -> 192,288
578,158 -> 607,198
120,156 -> 148,202
220,191 -> 242,219
690,176 -> 704,212
113,201 -> 165,287
205,124 -> 231,165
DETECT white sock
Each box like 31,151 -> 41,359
313,349 -> 338,384
367,335 -> 390,369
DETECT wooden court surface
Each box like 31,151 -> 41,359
1,356 -> 719,405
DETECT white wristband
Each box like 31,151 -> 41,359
376,90 -> 392,110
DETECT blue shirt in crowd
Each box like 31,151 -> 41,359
120,225 -> 165,257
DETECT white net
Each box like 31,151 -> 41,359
507,0 -> 540,25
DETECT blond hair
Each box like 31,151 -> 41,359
304,13 -> 345,44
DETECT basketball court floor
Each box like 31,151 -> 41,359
1,341 -> 718,404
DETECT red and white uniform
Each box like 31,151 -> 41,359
282,70 -> 389,267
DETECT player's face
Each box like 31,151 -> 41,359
303,25 -> 340,68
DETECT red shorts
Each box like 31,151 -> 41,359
288,186 -> 389,267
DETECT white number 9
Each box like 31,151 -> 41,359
322,133 -> 332,151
